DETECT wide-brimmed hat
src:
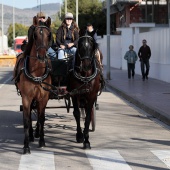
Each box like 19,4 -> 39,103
37,12 -> 46,18
65,12 -> 74,19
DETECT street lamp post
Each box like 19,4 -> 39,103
76,0 -> 78,25
13,0 -> 15,41
107,0 -> 111,80
59,2 -> 61,19
65,0 -> 67,14
1,1 -> 3,54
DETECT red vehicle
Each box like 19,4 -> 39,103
14,36 -> 27,54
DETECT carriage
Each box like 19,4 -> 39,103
13,16 -> 104,154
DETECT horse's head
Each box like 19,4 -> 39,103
76,36 -> 98,72
32,16 -> 52,61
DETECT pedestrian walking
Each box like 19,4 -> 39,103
138,39 -> 151,81
124,45 -> 138,79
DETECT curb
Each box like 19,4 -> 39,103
106,81 -> 170,126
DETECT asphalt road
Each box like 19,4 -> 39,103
1,67 -> 170,170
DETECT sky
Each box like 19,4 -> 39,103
2,0 -> 63,9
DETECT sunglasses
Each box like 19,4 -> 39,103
66,18 -> 73,20
39,17 -> 45,19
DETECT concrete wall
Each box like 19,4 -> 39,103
97,26 -> 170,83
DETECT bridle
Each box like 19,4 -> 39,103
73,35 -> 99,83
33,25 -> 51,61
23,25 -> 52,83
77,35 -> 95,61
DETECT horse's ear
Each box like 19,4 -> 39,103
33,16 -> 38,26
45,17 -> 51,28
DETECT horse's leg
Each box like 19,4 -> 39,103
37,102 -> 46,148
29,111 -> 34,142
34,120 -> 40,138
22,98 -> 31,154
31,101 -> 40,138
29,101 -> 35,142
72,97 -> 84,143
83,105 -> 93,149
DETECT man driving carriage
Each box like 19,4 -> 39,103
56,12 -> 79,61
24,12 -> 56,58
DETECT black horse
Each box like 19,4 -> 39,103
67,35 -> 104,149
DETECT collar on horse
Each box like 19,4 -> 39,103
73,59 -> 99,83
23,55 -> 51,83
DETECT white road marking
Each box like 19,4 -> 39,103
86,149 -> 132,170
0,76 -> 13,89
18,151 -> 55,170
151,150 -> 170,169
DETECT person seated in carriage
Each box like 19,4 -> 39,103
24,12 -> 56,59
56,12 -> 79,62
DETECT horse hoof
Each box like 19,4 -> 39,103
23,147 -> 31,154
39,140 -> 46,148
83,142 -> 91,149
76,133 -> 84,143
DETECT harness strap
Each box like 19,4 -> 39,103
73,59 -> 99,83
23,55 -> 51,83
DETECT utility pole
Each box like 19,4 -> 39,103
76,0 -> 78,25
59,2 -> 61,19
1,1 -> 4,54
13,0 -> 15,41
65,0 -> 67,14
107,0 -> 111,80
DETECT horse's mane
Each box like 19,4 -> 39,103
24,30 -> 34,57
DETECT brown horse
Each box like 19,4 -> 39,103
67,35 -> 104,149
13,17 -> 52,154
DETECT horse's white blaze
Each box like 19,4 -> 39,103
18,151 -> 55,170
86,149 -> 132,170
0,76 -> 12,89
151,150 -> 170,168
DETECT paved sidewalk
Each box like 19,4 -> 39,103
103,66 -> 170,125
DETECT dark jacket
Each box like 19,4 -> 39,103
28,25 -> 35,41
138,45 -> 151,61
56,24 -> 79,48
86,29 -> 97,41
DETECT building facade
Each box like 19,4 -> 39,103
104,0 -> 170,34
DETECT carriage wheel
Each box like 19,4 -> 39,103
91,104 -> 96,132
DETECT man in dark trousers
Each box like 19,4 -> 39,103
138,39 -> 151,81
